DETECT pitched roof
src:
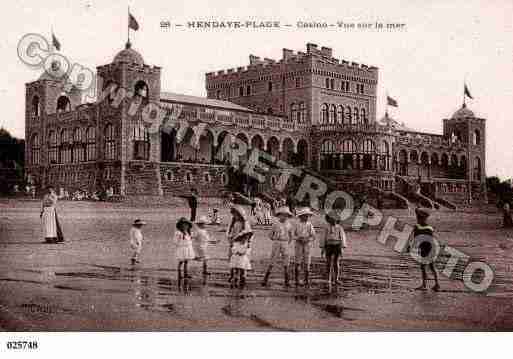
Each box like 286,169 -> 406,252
160,91 -> 253,112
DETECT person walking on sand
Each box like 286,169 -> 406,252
181,188 -> 199,222
173,217 -> 196,287
408,207 -> 441,292
40,186 -> 64,244
129,219 -> 146,265
192,216 -> 211,278
261,206 -> 294,287
292,207 -> 316,287
320,210 -> 347,285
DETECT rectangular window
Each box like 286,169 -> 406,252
246,85 -> 251,96
268,82 -> 273,92
295,78 -> 301,88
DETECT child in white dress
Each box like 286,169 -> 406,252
192,216 -> 211,277
229,229 -> 253,289
173,217 -> 195,285
129,219 -> 146,265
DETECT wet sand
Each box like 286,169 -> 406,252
1,199 -> 513,331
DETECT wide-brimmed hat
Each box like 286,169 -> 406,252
230,204 -> 247,219
275,206 -> 293,217
196,216 -> 209,225
325,210 -> 341,222
233,228 -> 254,242
176,217 -> 193,229
415,207 -> 431,218
296,207 -> 314,217
133,219 -> 147,226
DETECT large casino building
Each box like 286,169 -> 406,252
24,40 -> 487,207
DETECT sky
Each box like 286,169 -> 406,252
1,0 -> 512,178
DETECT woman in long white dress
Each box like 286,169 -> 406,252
40,186 -> 64,243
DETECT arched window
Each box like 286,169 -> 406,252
105,124 -> 116,160
86,127 -> 96,161
337,105 -> 344,124
32,96 -> 40,117
329,104 -> 336,124
320,140 -> 336,170
268,81 -> 273,92
346,106 -> 353,124
48,130 -> 58,164
330,79 -> 335,89
56,95 -> 71,113
321,103 -> 329,124
133,122 -> 150,160
298,102 -> 306,123
290,103 -> 298,122
473,157 -> 482,181
381,141 -> 390,170
325,78 -> 330,88
360,108 -> 367,124
31,133 -> 40,165
353,107 -> 360,123
239,86 -> 244,97
72,128 -> 85,163
341,139 -> 357,169
362,139 -> 375,170
473,129 -> 481,145
60,129 -> 72,163
246,85 -> 251,96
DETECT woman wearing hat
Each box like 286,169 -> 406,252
40,186 -> 64,243
292,207 -> 316,287
262,206 -> 294,287
129,219 -> 146,265
174,217 -> 196,285
226,205 -> 252,283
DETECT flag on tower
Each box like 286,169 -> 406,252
387,95 -> 398,107
464,83 -> 473,99
129,12 -> 140,31
52,32 -> 61,51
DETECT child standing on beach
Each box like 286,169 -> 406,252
129,219 -> 146,265
409,208 -> 441,291
192,216 -> 211,277
173,217 -> 196,285
261,207 -> 294,287
229,229 -> 253,289
292,207 -> 316,287
320,210 -> 347,285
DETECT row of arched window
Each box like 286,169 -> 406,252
30,124 -> 117,165
290,102 -> 307,123
319,139 -> 391,171
320,103 -> 367,125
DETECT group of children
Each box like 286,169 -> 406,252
129,203 -> 441,292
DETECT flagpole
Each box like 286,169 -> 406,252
127,6 -> 130,46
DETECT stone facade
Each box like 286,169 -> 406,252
24,41 -> 487,206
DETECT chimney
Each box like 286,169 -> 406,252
320,46 -> 332,58
282,48 -> 293,61
249,54 -> 261,65
306,43 -> 318,53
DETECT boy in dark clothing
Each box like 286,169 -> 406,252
183,188 -> 198,222
409,207 -> 441,291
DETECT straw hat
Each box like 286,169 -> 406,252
296,207 -> 314,217
176,217 -> 193,229
133,219 -> 147,226
196,216 -> 209,225
230,204 -> 247,219
275,206 -> 293,217
233,228 -> 254,242
415,207 -> 431,218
